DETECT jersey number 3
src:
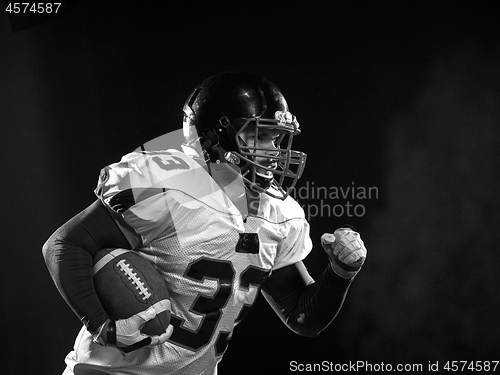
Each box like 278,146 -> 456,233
168,258 -> 269,355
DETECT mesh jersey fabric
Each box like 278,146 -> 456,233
64,149 -> 312,375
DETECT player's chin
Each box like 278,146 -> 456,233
256,169 -> 274,179
255,164 -> 277,177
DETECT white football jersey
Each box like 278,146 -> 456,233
64,150 -> 312,375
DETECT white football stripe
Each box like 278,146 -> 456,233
93,248 -> 131,275
152,299 -> 171,314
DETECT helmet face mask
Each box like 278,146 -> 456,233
182,72 -> 307,200
233,115 -> 306,199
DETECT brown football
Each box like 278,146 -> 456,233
93,248 -> 170,336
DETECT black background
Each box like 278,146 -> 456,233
2,2 -> 500,374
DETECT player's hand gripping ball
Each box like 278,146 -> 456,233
93,248 -> 173,352
321,228 -> 367,279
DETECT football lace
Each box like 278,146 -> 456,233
117,260 -> 152,300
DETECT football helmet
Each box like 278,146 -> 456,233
182,71 -> 307,200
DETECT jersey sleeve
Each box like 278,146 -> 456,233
94,150 -> 218,247
272,196 -> 313,270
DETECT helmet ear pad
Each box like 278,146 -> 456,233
200,124 -> 238,163
200,130 -> 221,162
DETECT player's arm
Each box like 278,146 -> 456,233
42,200 -> 132,333
42,199 -> 172,352
261,228 -> 366,337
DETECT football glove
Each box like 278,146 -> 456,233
321,228 -> 367,279
93,300 -> 173,354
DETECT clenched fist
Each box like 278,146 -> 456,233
321,228 -> 367,279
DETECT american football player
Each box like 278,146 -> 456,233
42,72 -> 367,375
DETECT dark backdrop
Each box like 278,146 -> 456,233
1,3 -> 499,374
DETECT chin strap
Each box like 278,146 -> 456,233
254,172 -> 273,190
